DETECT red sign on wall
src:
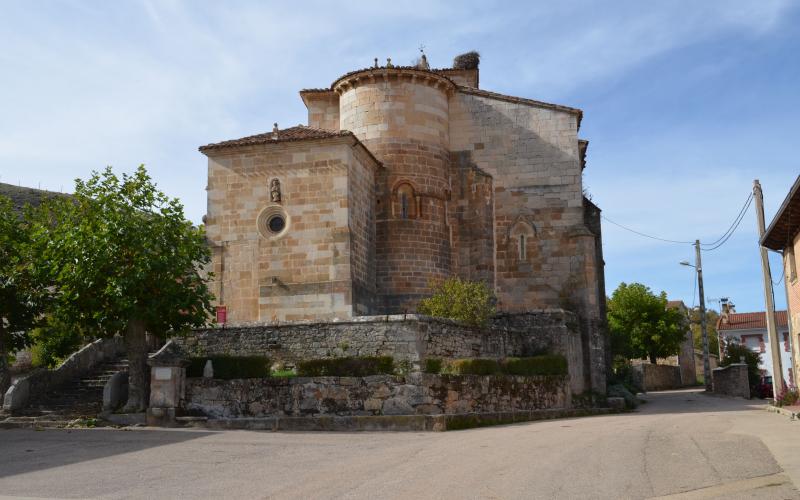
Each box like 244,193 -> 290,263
216,305 -> 227,324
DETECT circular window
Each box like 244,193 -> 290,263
257,205 -> 289,239
268,214 -> 285,233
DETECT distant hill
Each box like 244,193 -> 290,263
0,182 -> 71,213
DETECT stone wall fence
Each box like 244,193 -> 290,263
3,337 -> 125,412
632,363 -> 683,392
711,364 -> 750,399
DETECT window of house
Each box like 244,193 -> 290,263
784,332 -> 790,353
741,334 -> 765,353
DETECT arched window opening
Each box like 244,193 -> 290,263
519,234 -> 526,260
394,182 -> 417,220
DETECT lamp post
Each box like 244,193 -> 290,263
681,239 -> 712,392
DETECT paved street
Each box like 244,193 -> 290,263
1,389 -> 799,499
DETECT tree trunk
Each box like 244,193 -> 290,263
122,318 -> 149,412
649,353 -> 657,364
0,325 -> 10,402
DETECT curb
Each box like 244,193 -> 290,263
766,405 -> 798,420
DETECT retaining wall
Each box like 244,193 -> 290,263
632,363 -> 683,392
712,364 -> 750,399
184,372 -> 570,419
174,311 -> 586,394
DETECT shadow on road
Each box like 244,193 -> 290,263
0,428 -> 215,479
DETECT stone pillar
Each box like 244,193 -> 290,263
145,342 -> 189,426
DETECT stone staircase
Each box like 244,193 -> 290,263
0,357 -> 131,428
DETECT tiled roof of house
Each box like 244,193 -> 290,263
199,125 -> 354,152
666,300 -> 687,310
717,311 -> 788,331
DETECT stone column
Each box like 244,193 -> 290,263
145,341 -> 189,426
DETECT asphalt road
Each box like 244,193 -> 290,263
1,389 -> 799,499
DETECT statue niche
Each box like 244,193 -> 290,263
270,178 -> 281,203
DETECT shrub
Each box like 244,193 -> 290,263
438,356 -> 568,377
443,358 -> 501,375
296,356 -> 395,377
505,355 -> 568,376
187,356 -> 271,379
28,319 -> 87,369
417,277 -> 496,327
775,386 -> 799,407
607,384 -> 639,409
424,358 -> 443,374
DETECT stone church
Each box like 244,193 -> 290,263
200,52 -> 606,333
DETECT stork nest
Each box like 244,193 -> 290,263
453,51 -> 480,70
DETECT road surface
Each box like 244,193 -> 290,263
1,389 -> 798,499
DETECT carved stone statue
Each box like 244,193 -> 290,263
270,178 -> 281,203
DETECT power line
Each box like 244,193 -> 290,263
600,215 -> 694,245
702,195 -> 753,251
700,193 -> 753,248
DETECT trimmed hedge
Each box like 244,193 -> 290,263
296,356 -> 395,377
187,356 -> 271,379
424,355 -> 567,377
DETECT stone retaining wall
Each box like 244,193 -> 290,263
184,372 -> 570,418
632,363 -> 683,392
174,311 -> 586,393
712,364 -> 750,399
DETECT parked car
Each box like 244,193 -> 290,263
756,375 -> 773,399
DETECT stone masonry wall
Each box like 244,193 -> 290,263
184,372 -> 570,418
205,139 -> 377,322
712,364 -> 750,399
174,311 -> 586,395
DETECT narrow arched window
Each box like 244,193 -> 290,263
519,234 -> 526,260
400,193 -> 409,219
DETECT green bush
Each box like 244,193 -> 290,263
186,356 -> 271,379
505,355 -> 568,376
296,356 -> 395,377
424,358 -> 443,374
417,277 -> 496,327
444,358 -> 502,375
437,356 -> 568,376
28,318 -> 87,369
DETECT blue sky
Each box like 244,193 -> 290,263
1,0 -> 798,313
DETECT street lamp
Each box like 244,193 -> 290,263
680,241 -> 712,392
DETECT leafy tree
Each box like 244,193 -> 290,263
0,196 -> 47,397
689,308 -> 720,357
30,166 -> 214,411
607,282 -> 686,364
418,277 -> 496,327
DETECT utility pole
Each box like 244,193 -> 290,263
695,240 -> 712,392
753,179 -> 784,398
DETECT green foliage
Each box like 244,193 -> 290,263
29,166 -> 215,339
187,356 -> 271,379
431,356 -> 568,376
417,277 -> 496,327
690,308 -> 720,356
607,282 -> 686,364
271,369 -> 297,378
609,356 -> 644,394
607,384 -> 639,409
720,343 -> 761,391
28,317 -> 86,368
776,386 -> 800,407
424,358 -> 443,374
0,195 -> 48,394
0,196 -> 47,344
296,356 -> 396,377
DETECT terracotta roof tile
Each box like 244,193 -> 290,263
718,311 -> 788,331
199,125 -> 353,152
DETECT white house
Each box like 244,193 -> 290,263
717,310 -> 793,387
